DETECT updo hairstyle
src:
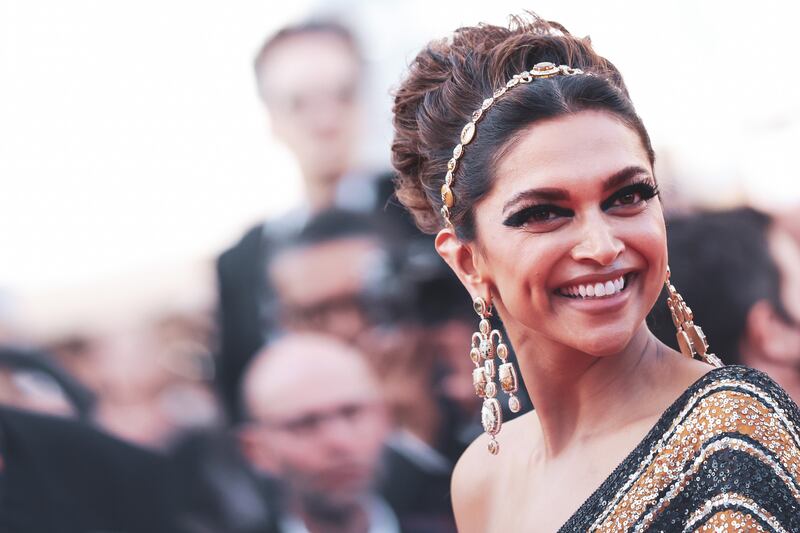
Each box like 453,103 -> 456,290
391,14 -> 655,240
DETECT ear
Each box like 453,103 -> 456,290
238,425 -> 279,475
745,299 -> 800,364
435,227 -> 492,300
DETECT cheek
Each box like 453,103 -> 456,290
483,234 -> 563,314
626,208 -> 668,279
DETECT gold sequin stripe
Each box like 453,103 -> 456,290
684,493 -> 788,533
695,509 -> 780,533
438,62 -> 584,227
589,378 -> 800,530
631,437 -> 800,532
589,380 -> 800,531
595,391 -> 800,532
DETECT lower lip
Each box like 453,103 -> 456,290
555,274 -> 636,315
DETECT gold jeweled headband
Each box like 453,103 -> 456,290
439,61 -> 585,227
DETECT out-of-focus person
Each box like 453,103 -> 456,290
239,333 -> 398,533
266,209 -> 403,343
0,405 -> 183,533
267,208 -> 442,447
0,345 -> 95,418
651,208 -> 800,400
45,311 -> 220,449
266,209 -> 458,531
216,19 -> 417,423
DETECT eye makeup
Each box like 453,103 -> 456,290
503,204 -> 573,228
502,177 -> 659,228
600,179 -> 659,210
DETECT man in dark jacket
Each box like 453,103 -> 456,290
216,20 -> 415,422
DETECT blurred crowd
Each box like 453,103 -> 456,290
1,16 -> 799,533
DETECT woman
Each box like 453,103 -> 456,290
390,14 -> 800,532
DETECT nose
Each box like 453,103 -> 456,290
570,215 -> 625,266
320,414 -> 358,452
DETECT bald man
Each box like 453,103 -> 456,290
239,334 -> 398,533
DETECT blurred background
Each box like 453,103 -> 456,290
2,0 -> 797,337
1,1 -> 798,532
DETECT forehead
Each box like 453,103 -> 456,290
492,110 -> 651,198
258,33 -> 360,97
270,237 -> 383,303
250,353 -> 378,419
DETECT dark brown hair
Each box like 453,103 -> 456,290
391,14 -> 655,240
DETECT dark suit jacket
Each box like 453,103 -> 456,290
216,223 -> 273,421
0,407 -> 180,533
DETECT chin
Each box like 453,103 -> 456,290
570,325 -> 638,357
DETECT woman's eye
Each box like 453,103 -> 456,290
503,205 -> 570,228
530,208 -> 556,221
615,191 -> 641,206
603,182 -> 658,211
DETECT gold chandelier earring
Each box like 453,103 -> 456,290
470,296 -> 520,455
664,268 -> 723,368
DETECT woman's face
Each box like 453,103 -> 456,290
472,110 -> 666,356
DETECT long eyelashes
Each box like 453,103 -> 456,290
503,205 -> 572,227
502,180 -> 659,228
600,181 -> 659,210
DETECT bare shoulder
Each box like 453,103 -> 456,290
451,432 -> 493,533
451,412 -> 538,533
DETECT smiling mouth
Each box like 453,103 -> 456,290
556,273 -> 635,299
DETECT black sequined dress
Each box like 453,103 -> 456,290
560,365 -> 800,532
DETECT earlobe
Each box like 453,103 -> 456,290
435,228 -> 490,298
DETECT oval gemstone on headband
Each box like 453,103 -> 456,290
441,184 -> 453,207
453,143 -> 463,158
460,122 -> 476,144
533,61 -> 556,71
531,61 -> 560,78
447,157 -> 457,171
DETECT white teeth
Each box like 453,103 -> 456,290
559,275 -> 628,299
594,283 -> 605,297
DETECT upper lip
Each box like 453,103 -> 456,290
554,268 -> 637,290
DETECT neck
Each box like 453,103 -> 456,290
293,494 -> 369,533
302,166 -> 345,212
509,324 -> 670,457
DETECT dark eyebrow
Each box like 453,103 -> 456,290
502,165 -> 652,215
